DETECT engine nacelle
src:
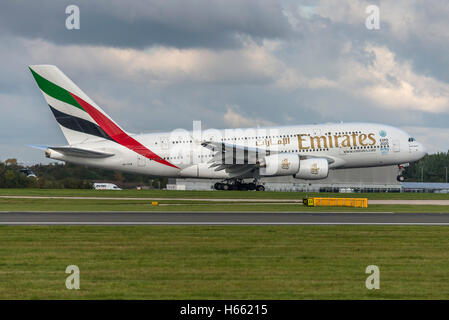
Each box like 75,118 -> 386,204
259,154 -> 300,176
293,158 -> 329,180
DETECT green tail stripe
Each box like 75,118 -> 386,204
29,67 -> 85,112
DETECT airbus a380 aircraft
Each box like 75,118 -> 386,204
29,65 -> 426,191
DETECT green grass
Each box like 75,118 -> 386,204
0,188 -> 448,200
0,198 -> 449,212
1,225 -> 449,299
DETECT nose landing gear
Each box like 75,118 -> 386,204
214,179 -> 265,191
397,164 -> 407,182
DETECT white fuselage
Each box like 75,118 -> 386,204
47,122 -> 426,179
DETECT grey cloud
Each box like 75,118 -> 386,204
291,1 -> 449,85
3,1 -> 449,163
0,0 -> 291,49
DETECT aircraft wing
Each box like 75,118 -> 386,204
201,141 -> 335,177
200,141 -> 275,177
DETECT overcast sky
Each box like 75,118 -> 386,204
1,0 -> 449,164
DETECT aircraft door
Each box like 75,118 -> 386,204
137,155 -> 146,167
160,136 -> 169,150
187,149 -> 194,165
392,140 -> 400,152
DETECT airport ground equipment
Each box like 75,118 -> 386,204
303,197 -> 368,208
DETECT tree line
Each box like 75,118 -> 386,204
403,151 -> 449,183
0,159 -> 167,189
1,151 -> 448,188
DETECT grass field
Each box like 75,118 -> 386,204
1,189 -> 448,300
0,198 -> 449,212
1,188 -> 449,212
1,225 -> 449,299
1,188 -> 449,200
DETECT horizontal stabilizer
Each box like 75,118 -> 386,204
28,144 -> 49,150
49,147 -> 114,158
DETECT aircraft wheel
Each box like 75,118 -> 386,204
214,182 -> 223,190
223,184 -> 230,190
397,175 -> 405,182
256,185 -> 265,191
248,183 -> 256,191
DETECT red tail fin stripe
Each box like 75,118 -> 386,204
69,92 -> 179,169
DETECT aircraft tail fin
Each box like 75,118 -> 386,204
29,65 -> 125,145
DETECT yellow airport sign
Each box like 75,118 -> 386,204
303,197 -> 368,208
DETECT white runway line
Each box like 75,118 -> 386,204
2,222 -> 449,225
369,200 -> 449,205
0,211 -> 395,214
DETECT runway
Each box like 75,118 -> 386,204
2,211 -> 449,225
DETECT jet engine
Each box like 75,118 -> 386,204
259,154 -> 329,179
259,154 -> 300,176
293,158 -> 329,180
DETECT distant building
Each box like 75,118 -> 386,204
166,184 -> 186,191
401,182 -> 449,193
169,165 -> 402,192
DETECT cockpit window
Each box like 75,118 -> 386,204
408,137 -> 416,142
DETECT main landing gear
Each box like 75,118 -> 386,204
214,179 -> 265,191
